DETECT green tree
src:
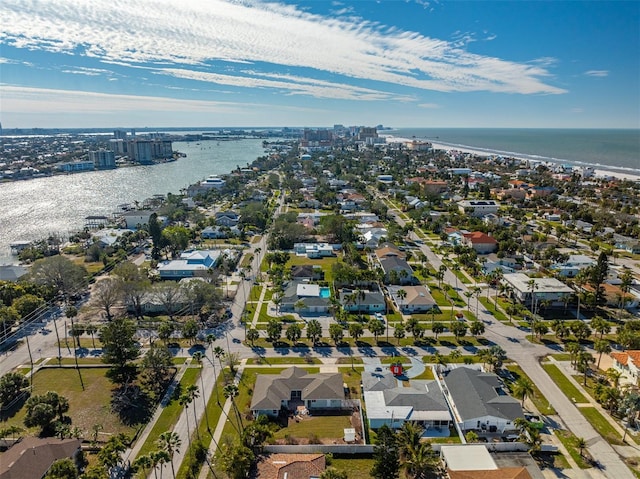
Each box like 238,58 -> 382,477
450,321 -> 467,340
266,318 -> 283,342
306,319 -> 322,344
140,344 -> 174,397
91,278 -> 122,321
349,323 -> 364,342
12,293 -> 45,318
246,328 -> 260,345
217,440 -> 254,479
465,431 -> 479,443
24,391 -> 70,434
371,424 -> 399,479
157,431 -> 181,479
588,251 -> 609,305
320,467 -> 348,479
329,323 -> 344,346
158,321 -> 174,344
469,321 -> 485,337
368,319 -> 385,343
393,322 -> 405,345
0,372 -> 29,407
590,316 -> 611,339
99,318 -> 140,383
570,320 -> 592,342
576,350 -> 595,385
532,321 -> 549,340
45,458 -> 78,479
431,322 -> 445,340
512,377 -> 534,407
285,323 -> 302,343
594,339 -> 611,369
181,318 -> 199,344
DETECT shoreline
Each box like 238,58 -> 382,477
426,140 -> 640,182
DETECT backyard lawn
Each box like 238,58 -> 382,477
272,414 -> 352,441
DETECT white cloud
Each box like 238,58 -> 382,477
418,103 -> 439,108
61,66 -> 114,76
0,0 -> 566,96
585,70 -> 609,77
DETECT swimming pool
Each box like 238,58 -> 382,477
319,287 -> 331,298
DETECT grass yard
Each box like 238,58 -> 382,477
580,407 -> 623,445
505,365 -> 556,415
272,414 -> 352,440
1,367 -> 140,438
58,357 -> 106,365
286,254 -> 339,282
542,363 -> 587,404
330,456 -> 374,479
554,430 -> 591,468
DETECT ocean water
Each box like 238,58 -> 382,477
390,128 -> 640,175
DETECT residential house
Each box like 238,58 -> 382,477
0,265 -> 28,282
0,437 -> 82,479
290,265 -> 324,281
374,243 -> 407,261
379,256 -> 415,285
501,273 -> 573,308
201,225 -> 240,239
293,243 -> 335,259
388,285 -> 437,313
122,210 -> 155,229
280,280 -> 330,314
458,200 -> 500,217
550,255 -> 595,278
340,287 -> 386,313
360,227 -> 388,248
610,351 -> 640,385
462,232 -> 498,254
441,445 -> 534,479
443,367 -> 523,433
250,367 -> 346,417
363,371 -> 452,431
583,283 -> 638,309
157,249 -> 221,279
215,211 -> 240,227
255,453 -> 326,479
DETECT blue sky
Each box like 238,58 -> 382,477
1,0 -> 638,128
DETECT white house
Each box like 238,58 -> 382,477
610,351 -> 640,385
458,200 -> 500,217
157,249 -> 221,279
388,285 -> 437,313
502,273 -> 573,307
123,210 -> 155,229
293,243 -> 335,258
550,255 -> 595,278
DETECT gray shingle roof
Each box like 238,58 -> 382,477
443,367 -> 523,422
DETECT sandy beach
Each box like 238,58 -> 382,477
426,140 -> 640,182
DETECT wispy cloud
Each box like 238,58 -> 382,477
585,70 -> 609,77
418,103 -> 440,109
60,66 -> 115,76
0,0 -> 566,96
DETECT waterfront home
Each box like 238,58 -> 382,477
157,249 -> 221,279
122,210 -> 155,229
442,367 -> 523,434
0,264 -> 28,282
388,285 -> 437,313
250,367 -> 345,418
363,370 -> 452,431
501,273 -> 573,308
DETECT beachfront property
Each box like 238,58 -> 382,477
250,367 -> 346,418
387,285 -> 437,313
501,273 -> 574,308
363,370 -> 452,431
157,249 -> 221,279
122,210 -> 155,229
293,242 -> 335,259
457,200 -> 501,217
442,367 -> 523,434
280,280 -> 331,313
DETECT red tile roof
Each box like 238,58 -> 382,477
463,231 -> 498,244
256,453 -> 326,479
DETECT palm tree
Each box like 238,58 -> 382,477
513,377 -> 534,407
396,289 -> 407,313
223,384 -> 244,430
150,449 -> 171,479
576,351 -> 594,386
133,454 -> 152,478
85,323 -> 98,348
590,316 -> 611,340
179,389 -> 195,446
185,384 -> 200,439
397,421 -> 424,460
213,346 -> 225,373
157,431 -> 181,479
606,367 -> 623,388
594,339 -> 611,369
576,436 -> 587,457
527,279 -> 538,316
404,442 -> 438,479
206,334 -> 222,405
